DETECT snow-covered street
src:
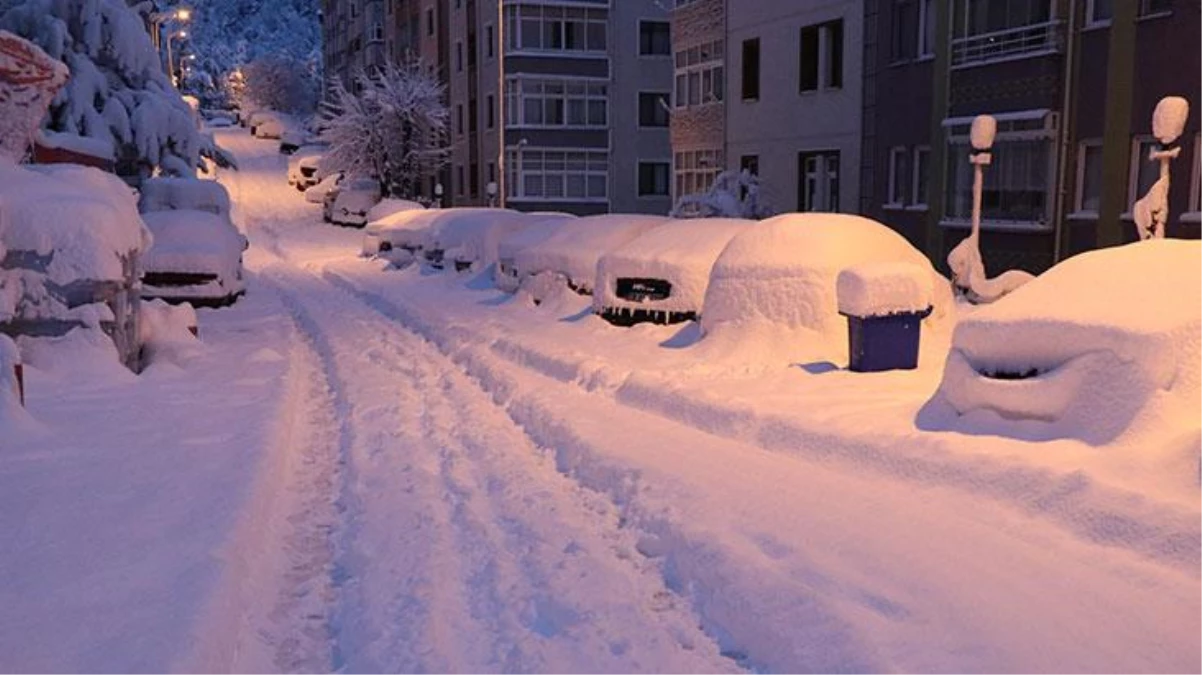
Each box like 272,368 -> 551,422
2,129 -> 1198,673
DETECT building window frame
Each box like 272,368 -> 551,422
911,145 -> 931,209
505,76 -> 609,129
798,150 -> 841,212
1126,134 -> 1159,217
505,147 -> 609,202
504,4 -> 608,56
1073,138 -> 1104,216
638,91 -> 670,128
674,148 -> 723,199
1185,133 -> 1201,222
741,37 -> 760,101
799,19 -> 843,94
886,145 -> 907,208
638,20 -> 671,56
637,161 -> 671,196
673,39 -> 724,109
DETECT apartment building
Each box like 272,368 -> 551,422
321,0 -> 674,215
669,0 -> 865,214
862,0 -> 1201,274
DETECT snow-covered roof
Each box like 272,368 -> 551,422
701,213 -> 948,358
514,214 -> 668,291
0,162 -> 150,283
139,178 -> 232,218
595,217 -> 753,314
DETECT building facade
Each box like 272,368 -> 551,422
669,0 -> 865,215
320,0 -> 674,215
862,0 -> 1201,274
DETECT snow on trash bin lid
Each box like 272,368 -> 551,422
837,262 -> 933,318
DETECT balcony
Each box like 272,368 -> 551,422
951,20 -> 1062,69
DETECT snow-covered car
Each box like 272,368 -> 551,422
250,111 -> 289,139
420,208 -> 531,272
361,208 -> 440,260
279,129 -> 306,155
322,176 -> 381,227
138,178 -> 247,307
700,213 -> 952,365
494,213 -> 576,292
287,146 -> 325,190
594,218 -> 753,325
930,239 -> 1200,444
514,214 -> 668,296
359,199 -> 428,258
305,172 -> 341,204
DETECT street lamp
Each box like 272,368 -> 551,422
434,182 -> 444,208
149,6 -> 191,71
166,29 -> 188,88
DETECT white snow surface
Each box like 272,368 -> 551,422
595,217 -> 753,314
514,214 -> 669,293
422,208 -> 530,266
701,213 -> 951,368
37,129 -> 114,160
0,161 -> 149,283
931,239 -> 1201,444
139,177 -> 233,218
837,262 -> 934,317
365,198 -> 424,224
1,129 -> 1197,674
304,172 -> 339,203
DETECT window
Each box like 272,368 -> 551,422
799,150 -> 841,212
674,148 -> 723,197
944,113 -> 1055,227
456,41 -> 463,71
486,24 -> 494,59
1075,140 -> 1103,214
740,155 -> 759,175
504,4 -> 607,54
741,38 -> 760,100
487,94 -> 495,129
887,146 -> 907,206
371,22 -> 383,42
918,0 -> 935,57
638,162 -> 670,196
506,148 -> 609,201
1087,0 -> 1114,24
426,8 -> 434,36
456,165 -> 465,195
890,0 -> 916,62
673,39 -> 724,108
1127,136 -> 1159,212
799,20 -> 842,92
1188,134 -> 1201,219
456,104 -> 464,134
950,0 -> 1055,67
638,92 -> 669,127
639,21 -> 671,55
912,146 -> 931,207
505,77 -> 608,128
470,162 -> 479,196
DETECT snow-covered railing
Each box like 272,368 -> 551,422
951,21 -> 1062,69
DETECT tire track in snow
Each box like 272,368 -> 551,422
263,264 -> 738,673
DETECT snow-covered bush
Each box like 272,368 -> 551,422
0,0 -> 202,177
671,170 -> 774,220
319,61 -> 449,199
237,55 -> 318,116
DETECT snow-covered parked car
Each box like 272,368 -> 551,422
0,162 -> 150,370
420,208 -> 531,272
361,208 -> 440,261
322,176 -> 381,227
513,214 -> 668,296
305,172 -> 341,204
929,239 -> 1200,444
279,129 -> 306,155
494,213 -> 576,292
137,178 -> 247,307
359,199 -> 428,258
250,111 -> 289,139
594,217 -> 753,326
700,213 -> 952,365
287,146 -> 326,190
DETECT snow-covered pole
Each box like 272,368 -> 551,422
1133,96 -> 1189,239
969,114 -> 996,242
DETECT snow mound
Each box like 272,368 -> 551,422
515,214 -> 668,293
139,178 -> 232,218
38,129 -> 114,160
366,198 -> 424,223
1,162 -> 149,283
837,262 -> 934,317
931,239 -> 1201,444
700,213 -> 951,366
0,333 -> 23,422
595,218 -> 753,315
138,299 -> 201,369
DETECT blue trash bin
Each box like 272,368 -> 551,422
840,306 -> 932,373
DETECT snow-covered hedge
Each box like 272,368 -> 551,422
1,0 -> 202,176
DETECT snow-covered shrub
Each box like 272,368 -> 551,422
238,55 -> 318,116
671,170 -> 774,220
0,0 -> 202,177
319,61 -> 449,199
138,298 -> 201,369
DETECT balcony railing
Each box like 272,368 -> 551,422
951,20 -> 1062,69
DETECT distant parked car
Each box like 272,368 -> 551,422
700,213 -> 952,365
594,218 -> 752,326
323,176 -> 381,227
287,146 -> 325,190
305,172 -> 341,204
138,178 -> 247,307
250,111 -> 289,139
361,208 -> 439,261
514,214 -> 668,296
931,239 -> 1200,444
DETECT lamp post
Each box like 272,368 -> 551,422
166,29 -> 188,89
434,182 -> 444,208
1134,96 -> 1190,240
149,6 -> 191,71
968,114 -> 996,244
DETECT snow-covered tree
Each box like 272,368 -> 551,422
0,0 -> 202,176
671,170 -> 774,220
237,54 -> 318,115
319,62 -> 450,199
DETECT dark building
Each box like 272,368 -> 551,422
862,0 -> 1200,274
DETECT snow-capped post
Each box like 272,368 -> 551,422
946,114 -> 1034,304
1133,96 -> 1190,240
